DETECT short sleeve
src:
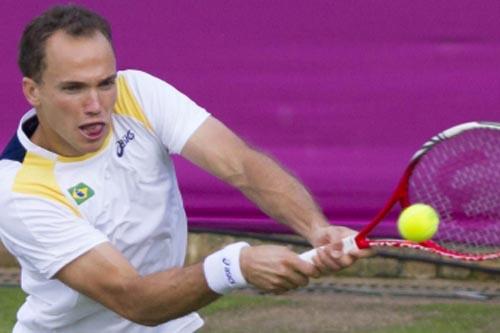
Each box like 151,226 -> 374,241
119,69 -> 210,154
0,193 -> 108,279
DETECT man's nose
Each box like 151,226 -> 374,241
84,89 -> 102,114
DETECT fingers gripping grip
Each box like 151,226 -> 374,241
298,235 -> 359,263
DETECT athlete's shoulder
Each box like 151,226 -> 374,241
117,69 -> 180,98
0,159 -> 22,213
0,159 -> 22,184
1,132 -> 26,163
118,69 -> 161,88
114,69 -> 187,129
0,132 -> 25,192
113,69 -> 155,131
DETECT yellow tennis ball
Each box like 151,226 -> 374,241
397,204 -> 440,242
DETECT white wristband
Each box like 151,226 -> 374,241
203,241 -> 250,295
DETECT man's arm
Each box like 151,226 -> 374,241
181,117 -> 370,273
55,242 -> 218,326
181,117 -> 327,243
56,241 -> 318,326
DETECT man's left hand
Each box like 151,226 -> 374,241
305,225 -> 373,275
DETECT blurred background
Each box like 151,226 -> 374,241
1,0 -> 499,235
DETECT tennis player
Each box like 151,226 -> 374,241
0,5 -> 368,333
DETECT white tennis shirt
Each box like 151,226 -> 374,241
0,69 -> 210,333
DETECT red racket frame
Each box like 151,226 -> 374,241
301,122 -> 500,262
353,136 -> 500,262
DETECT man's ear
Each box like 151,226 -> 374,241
22,77 -> 41,107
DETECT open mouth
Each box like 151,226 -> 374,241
79,122 -> 106,140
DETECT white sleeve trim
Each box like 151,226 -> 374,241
175,113 -> 211,154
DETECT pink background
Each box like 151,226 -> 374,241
1,1 -> 499,235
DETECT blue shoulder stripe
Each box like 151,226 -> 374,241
0,134 -> 26,163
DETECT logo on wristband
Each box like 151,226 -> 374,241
222,257 -> 236,285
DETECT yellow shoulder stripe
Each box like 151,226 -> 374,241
12,152 -> 81,217
114,75 -> 153,132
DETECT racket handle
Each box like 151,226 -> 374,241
299,248 -> 318,263
299,235 -> 359,263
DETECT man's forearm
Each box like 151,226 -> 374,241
227,148 -> 329,243
121,264 -> 219,326
180,116 -> 329,244
57,244 -> 220,327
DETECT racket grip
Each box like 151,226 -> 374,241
299,235 -> 359,263
298,248 -> 318,263
341,235 -> 359,253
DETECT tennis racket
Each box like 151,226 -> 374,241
300,121 -> 500,262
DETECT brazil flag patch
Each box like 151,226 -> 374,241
68,182 -> 95,205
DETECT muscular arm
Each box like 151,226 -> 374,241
56,242 -> 318,325
181,117 -> 329,245
56,242 -> 219,326
182,117 -> 371,274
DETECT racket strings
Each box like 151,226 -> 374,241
408,127 -> 500,254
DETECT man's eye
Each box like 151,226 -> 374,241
62,86 -> 81,92
99,80 -> 115,89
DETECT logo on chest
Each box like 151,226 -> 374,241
116,129 -> 135,157
68,182 -> 95,205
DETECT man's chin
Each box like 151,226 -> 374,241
82,139 -> 108,155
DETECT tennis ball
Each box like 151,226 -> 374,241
397,204 -> 440,242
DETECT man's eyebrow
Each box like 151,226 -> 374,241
57,74 -> 117,87
58,80 -> 86,88
99,74 -> 117,84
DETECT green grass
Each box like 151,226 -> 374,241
199,293 -> 293,316
201,294 -> 500,333
0,287 -> 25,333
369,303 -> 500,333
0,288 -> 291,331
2,286 -> 499,333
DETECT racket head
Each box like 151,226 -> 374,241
355,121 -> 500,261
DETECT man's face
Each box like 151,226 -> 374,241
25,30 -> 117,157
